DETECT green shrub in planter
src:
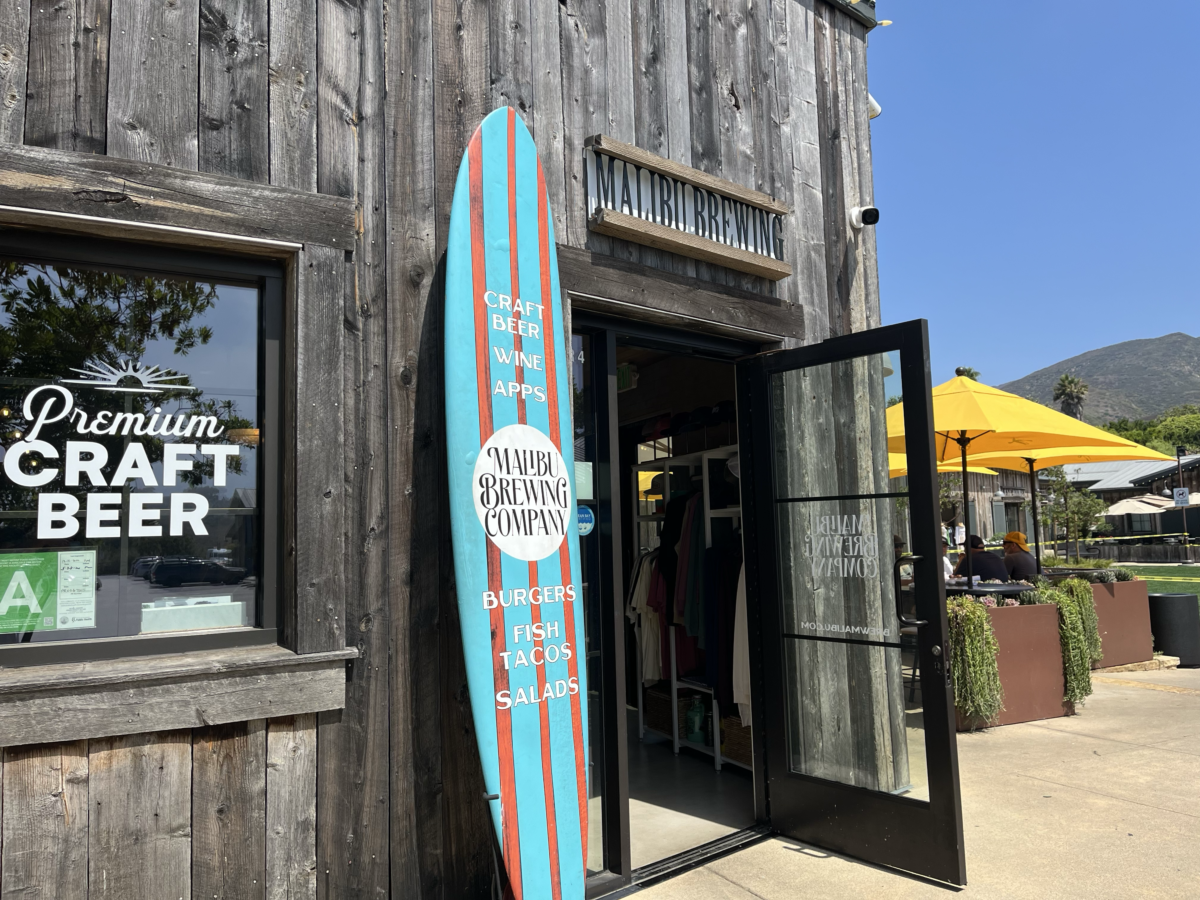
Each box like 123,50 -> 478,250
1039,578 -> 1102,703
1112,568 -> 1136,582
1089,569 -> 1117,584
1061,577 -> 1103,663
946,596 -> 1004,727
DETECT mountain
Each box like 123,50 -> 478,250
998,332 -> 1200,424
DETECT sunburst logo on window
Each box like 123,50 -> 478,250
62,360 -> 198,394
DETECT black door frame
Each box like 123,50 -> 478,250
736,318 -> 967,886
572,313 -> 764,897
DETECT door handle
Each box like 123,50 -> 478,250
893,554 -> 929,628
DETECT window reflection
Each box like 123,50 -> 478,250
0,259 -> 261,643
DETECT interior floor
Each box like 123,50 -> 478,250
627,709 -> 755,869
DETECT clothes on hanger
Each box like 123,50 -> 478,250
732,562 -> 751,727
625,549 -> 661,686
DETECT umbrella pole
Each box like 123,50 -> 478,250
961,435 -> 973,584
1028,458 -> 1041,574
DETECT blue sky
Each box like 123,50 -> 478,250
869,2 -> 1200,387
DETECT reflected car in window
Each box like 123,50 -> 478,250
130,556 -> 164,579
149,558 -> 247,588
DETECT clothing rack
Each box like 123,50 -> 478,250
630,444 -> 748,772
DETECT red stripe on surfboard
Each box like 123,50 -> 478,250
528,562 -> 563,899
537,159 -> 589,873
470,128 -> 523,900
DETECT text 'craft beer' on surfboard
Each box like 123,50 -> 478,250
444,107 -> 589,900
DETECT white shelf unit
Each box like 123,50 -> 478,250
630,445 -> 747,772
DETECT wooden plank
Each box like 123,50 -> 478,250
386,0 -> 436,895
630,0 -> 668,272
559,0 -> 610,251
590,207 -> 793,279
684,0 -> 728,287
780,0 -> 828,339
317,0 -> 390,895
89,731 -> 192,900
268,0 -> 317,190
316,0 -> 358,197
530,0 -> 566,236
24,0 -> 111,153
0,0 -> 29,144
24,1 -> 74,149
659,0 -> 690,166
587,133 -> 789,215
294,247 -> 345,655
107,0 -> 200,167
0,645 -> 354,695
559,244 -> 801,341
266,715 -> 317,900
427,0 -> 494,894
192,720 -> 267,900
847,14 -> 880,330
0,143 -> 356,249
602,0 -> 640,262
1,742 -> 89,900
200,0 -> 270,181
529,0 -> 566,238
605,0 -> 634,141
489,0 -> 532,117
810,4 -> 877,337
0,652 -> 351,748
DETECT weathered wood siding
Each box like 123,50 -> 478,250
0,0 -> 881,896
0,719 -> 316,900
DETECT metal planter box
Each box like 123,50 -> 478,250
1091,581 -> 1154,669
958,604 -> 1072,731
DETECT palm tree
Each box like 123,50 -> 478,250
1053,373 -> 1089,419
956,366 -> 980,381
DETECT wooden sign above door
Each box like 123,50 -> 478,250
584,134 -> 793,281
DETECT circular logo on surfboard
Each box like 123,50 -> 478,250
473,424 -> 571,561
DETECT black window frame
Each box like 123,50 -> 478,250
0,230 -> 284,667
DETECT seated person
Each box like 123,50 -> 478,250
894,536 -> 913,586
1002,531 -> 1038,580
952,534 -> 1009,582
941,537 -> 955,582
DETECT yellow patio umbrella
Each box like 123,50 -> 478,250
962,444 -> 1173,569
887,372 -> 1149,580
886,375 -> 1142,461
888,452 -> 996,479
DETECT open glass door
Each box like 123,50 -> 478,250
736,319 -> 966,885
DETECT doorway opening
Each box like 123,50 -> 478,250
572,313 -> 765,889
616,341 -> 756,869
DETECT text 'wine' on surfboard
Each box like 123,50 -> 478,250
444,107 -> 589,900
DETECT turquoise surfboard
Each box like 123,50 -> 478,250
445,107 -> 589,900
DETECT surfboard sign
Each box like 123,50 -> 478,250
445,107 -> 589,899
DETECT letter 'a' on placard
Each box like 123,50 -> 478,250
445,108 -> 589,900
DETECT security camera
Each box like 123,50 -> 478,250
849,206 -> 880,229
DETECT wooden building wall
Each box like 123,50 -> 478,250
0,0 -> 880,896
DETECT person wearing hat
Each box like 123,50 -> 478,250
941,536 -> 955,583
894,536 -> 914,586
952,535 -> 1009,582
1002,531 -> 1038,580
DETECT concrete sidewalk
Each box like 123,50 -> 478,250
638,669 -> 1200,899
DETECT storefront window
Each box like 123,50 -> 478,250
0,240 -> 278,660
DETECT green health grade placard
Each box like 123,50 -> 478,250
0,549 -> 97,633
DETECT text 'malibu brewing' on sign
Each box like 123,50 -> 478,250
583,133 -> 793,281
444,108 -> 589,900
